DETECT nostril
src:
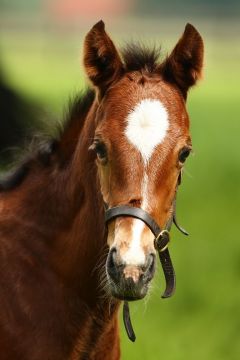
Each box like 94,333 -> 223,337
144,254 -> 156,280
148,254 -> 155,274
106,247 -> 121,282
107,247 -> 117,270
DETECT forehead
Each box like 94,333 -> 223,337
98,73 -> 189,132
96,73 -> 190,168
95,73 -> 191,201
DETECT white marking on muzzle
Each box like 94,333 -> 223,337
122,219 -> 146,266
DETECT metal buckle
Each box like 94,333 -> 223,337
154,230 -> 170,252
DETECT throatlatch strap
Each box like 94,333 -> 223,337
173,211 -> 189,236
172,192 -> 189,236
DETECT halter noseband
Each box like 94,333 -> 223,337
105,201 -> 187,342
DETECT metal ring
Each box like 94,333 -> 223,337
154,230 -> 170,252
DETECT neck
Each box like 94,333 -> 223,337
53,102 -> 106,296
60,101 -> 120,358
0,96 -> 120,359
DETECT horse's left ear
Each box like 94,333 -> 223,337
84,20 -> 123,96
160,23 -> 204,98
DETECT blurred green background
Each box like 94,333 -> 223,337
0,1 -> 240,359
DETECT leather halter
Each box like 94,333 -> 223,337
105,206 -> 175,297
105,199 -> 188,342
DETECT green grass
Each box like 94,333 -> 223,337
1,27 -> 239,360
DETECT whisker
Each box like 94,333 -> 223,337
183,166 -> 193,179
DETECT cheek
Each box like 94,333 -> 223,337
155,182 -> 175,210
148,169 -> 179,226
97,164 -> 110,202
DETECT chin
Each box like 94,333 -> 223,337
108,279 -> 150,301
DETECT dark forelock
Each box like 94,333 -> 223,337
121,43 -> 161,73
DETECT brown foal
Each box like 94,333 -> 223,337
0,21 -> 203,359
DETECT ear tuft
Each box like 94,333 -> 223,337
83,21 -> 123,95
92,20 -> 105,31
160,23 -> 204,98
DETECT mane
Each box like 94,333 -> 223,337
61,88 -> 95,137
0,88 -> 95,192
0,43 -> 161,192
121,43 -> 161,73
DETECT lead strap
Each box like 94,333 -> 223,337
123,301 -> 136,342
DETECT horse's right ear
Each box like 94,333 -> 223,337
84,21 -> 123,96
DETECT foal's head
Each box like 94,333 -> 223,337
84,21 -> 203,300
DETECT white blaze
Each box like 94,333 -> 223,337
125,99 -> 169,164
122,99 -> 168,265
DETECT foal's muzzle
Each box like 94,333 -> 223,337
105,205 -> 175,299
105,203 -> 188,342
106,248 -> 156,300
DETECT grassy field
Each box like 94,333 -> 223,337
0,22 -> 240,359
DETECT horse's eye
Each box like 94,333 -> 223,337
90,140 -> 108,163
179,147 -> 191,163
96,142 -> 107,160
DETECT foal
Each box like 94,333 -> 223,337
0,21 -> 203,359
